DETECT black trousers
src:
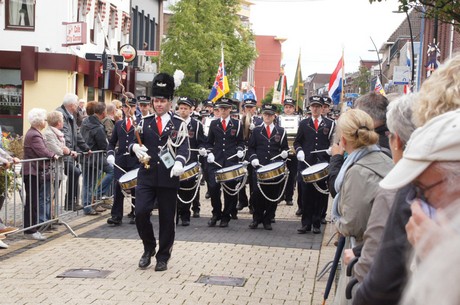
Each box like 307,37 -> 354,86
111,166 -> 136,220
300,179 -> 328,228
64,159 -> 81,209
135,185 -> 177,263
208,169 -> 238,222
24,175 -> 39,234
285,156 -> 298,202
177,178 -> 200,221
252,176 -> 281,225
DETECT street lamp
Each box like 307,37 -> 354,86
393,8 -> 415,91
369,36 -> 383,82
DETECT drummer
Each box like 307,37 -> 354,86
206,97 -> 244,228
321,96 -> 332,119
176,97 -> 207,226
130,73 -> 189,271
248,104 -> 289,230
294,95 -> 335,234
106,94 -> 140,226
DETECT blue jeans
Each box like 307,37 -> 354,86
38,178 -> 51,223
97,163 -> 114,198
82,166 -> 99,213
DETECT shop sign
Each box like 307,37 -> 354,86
62,22 -> 87,46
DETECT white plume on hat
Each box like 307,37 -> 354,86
173,70 -> 185,89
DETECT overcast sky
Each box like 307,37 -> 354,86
250,0 -> 407,86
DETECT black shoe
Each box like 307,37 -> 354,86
73,204 -> 84,211
270,218 -> 276,223
208,216 -> 218,227
295,209 -> 303,216
236,202 -> 247,211
321,218 -> 327,224
231,214 -> 238,220
248,221 -> 259,229
193,211 -> 200,218
313,227 -> 321,234
205,192 -> 211,199
219,220 -> 229,227
182,220 -> 190,226
138,249 -> 155,269
249,206 -> 254,214
286,200 -> 293,206
297,225 -> 312,234
107,217 -> 122,226
154,261 -> 168,272
127,211 -> 134,218
129,217 -> 136,225
263,223 -> 273,230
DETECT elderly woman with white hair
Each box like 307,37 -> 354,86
23,108 -> 57,241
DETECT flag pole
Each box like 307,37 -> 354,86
296,49 -> 301,113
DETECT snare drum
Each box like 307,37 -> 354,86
301,163 -> 329,183
256,161 -> 286,182
180,162 -> 200,182
215,164 -> 247,183
119,168 -> 139,190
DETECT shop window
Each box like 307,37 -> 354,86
5,0 -> 35,31
0,70 -> 23,136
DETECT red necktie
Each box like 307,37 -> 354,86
314,118 -> 319,131
156,116 -> 162,135
222,119 -> 227,131
126,118 -> 131,131
266,125 -> 271,138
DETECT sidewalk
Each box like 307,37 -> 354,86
0,189 -> 338,305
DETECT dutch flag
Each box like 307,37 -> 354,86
328,56 -> 344,105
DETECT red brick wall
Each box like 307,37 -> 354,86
254,36 -> 282,103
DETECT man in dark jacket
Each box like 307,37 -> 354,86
80,102 -> 108,215
56,93 -> 91,211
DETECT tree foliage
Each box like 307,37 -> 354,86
356,66 -> 372,94
261,87 -> 274,104
370,0 -> 460,31
160,0 -> 257,101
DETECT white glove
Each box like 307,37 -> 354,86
297,150 -> 305,162
249,123 -> 255,130
171,161 -> 184,177
107,155 -> 115,165
280,150 -> 289,159
207,153 -> 215,164
236,150 -> 244,159
326,147 -> 332,156
198,147 -> 208,157
132,144 -> 149,160
251,159 -> 260,167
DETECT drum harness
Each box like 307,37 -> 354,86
256,165 -> 290,203
177,166 -> 202,204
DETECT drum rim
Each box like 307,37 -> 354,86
256,161 -> 285,173
119,168 -> 139,182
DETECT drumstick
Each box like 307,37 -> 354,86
189,148 -> 210,152
270,150 -> 289,161
227,148 -> 248,160
113,162 -> 127,174
303,160 -> 312,167
310,149 -> 329,154
213,161 -> 223,168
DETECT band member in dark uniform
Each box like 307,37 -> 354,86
107,95 -> 140,225
237,98 -> 263,212
130,73 -> 189,271
248,104 -> 289,230
294,96 -> 335,234
176,97 -> 206,226
206,98 -> 244,228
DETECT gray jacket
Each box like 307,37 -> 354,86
56,105 -> 89,153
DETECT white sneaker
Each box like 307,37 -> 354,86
0,240 -> 9,249
24,232 -> 47,241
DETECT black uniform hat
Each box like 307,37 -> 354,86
322,96 -> 332,106
137,95 -> 151,104
231,108 -> 240,115
202,99 -> 213,108
243,98 -> 257,108
177,96 -> 194,108
215,97 -> 233,108
151,73 -> 175,99
121,96 -> 137,106
261,104 -> 276,115
200,109 -> 210,117
283,98 -> 296,107
309,95 -> 323,106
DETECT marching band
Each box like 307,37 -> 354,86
109,79 -> 338,270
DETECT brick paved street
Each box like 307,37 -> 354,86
0,188 -> 338,305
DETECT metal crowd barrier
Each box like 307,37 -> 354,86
0,150 -> 113,238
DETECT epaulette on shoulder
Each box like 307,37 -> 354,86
172,113 -> 185,122
142,113 -> 155,120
